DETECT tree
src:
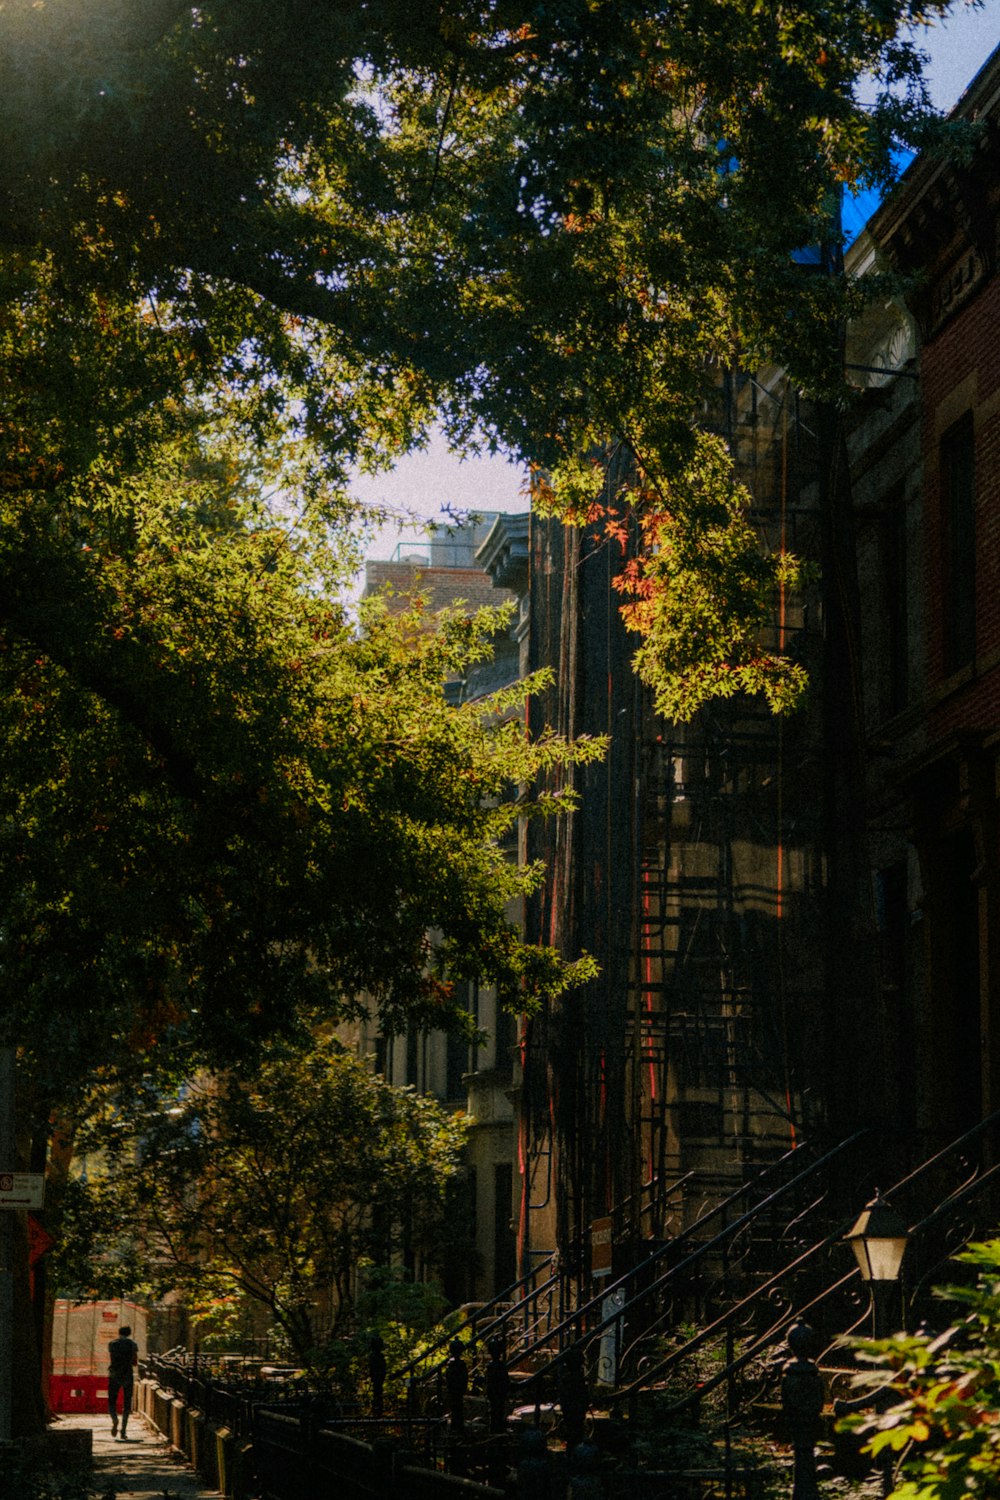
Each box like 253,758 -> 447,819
0,0 -> 958,720
1,7 -> 962,1088
1,428 -> 603,1096
54,1040 -> 471,1369
0,407 -> 603,1433
0,1 -> 962,1427
1,468 -> 602,1092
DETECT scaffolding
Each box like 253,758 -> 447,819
519,371 -> 829,1271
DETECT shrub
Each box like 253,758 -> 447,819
841,1238 -> 1000,1498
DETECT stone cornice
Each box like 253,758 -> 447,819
865,45 -> 1000,340
476,512 -> 530,594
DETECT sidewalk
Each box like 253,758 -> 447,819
54,1413 -> 224,1499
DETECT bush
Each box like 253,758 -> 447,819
840,1238 -> 1000,1498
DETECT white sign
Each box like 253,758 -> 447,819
0,1173 -> 44,1209
596,1287 -> 626,1386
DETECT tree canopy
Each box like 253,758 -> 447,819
1,438 -> 602,1097
1,0 -> 956,704
0,0 -> 960,1089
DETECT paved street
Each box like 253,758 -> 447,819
54,1414 -> 223,1499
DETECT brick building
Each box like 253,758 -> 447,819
507,41 -> 1000,1304
848,42 -> 1000,1155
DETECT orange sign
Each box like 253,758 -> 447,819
591,1216 -> 613,1277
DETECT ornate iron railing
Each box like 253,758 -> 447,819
508,1133 -> 866,1409
603,1108 -> 1000,1424
397,1168 -> 696,1396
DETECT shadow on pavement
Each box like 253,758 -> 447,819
52,1414 -> 223,1498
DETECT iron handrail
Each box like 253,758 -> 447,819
396,1167 -> 695,1386
612,1182 -> 831,1378
616,1110 -> 1000,1410
614,1212 -> 864,1400
883,1105 -> 1000,1206
517,1132 -> 866,1390
471,1167 -> 698,1354
392,1255 -> 560,1385
649,1267 -> 861,1418
907,1156 -> 1000,1240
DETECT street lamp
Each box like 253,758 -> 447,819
845,1194 -> 909,1336
842,1195 -> 910,1499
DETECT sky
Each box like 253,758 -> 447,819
352,0 -> 1000,572
921,0 -> 1000,108
350,437 -> 529,569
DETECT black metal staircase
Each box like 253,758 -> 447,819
401,1134 -> 862,1415
605,1108 -> 1000,1425
399,1109 -> 1000,1456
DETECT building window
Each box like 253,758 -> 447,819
405,1020 -> 419,1087
879,484 -> 910,716
874,859 -> 915,1133
446,1031 -> 469,1101
494,1004 -> 515,1079
940,412 -> 976,676
493,1163 -> 516,1292
446,980 -> 475,1099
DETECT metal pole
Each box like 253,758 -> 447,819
0,1045 -> 15,1443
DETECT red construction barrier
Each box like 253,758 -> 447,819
50,1374 -> 109,1414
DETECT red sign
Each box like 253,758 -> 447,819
27,1214 -> 55,1266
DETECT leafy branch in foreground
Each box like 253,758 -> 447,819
841,1239 -> 1000,1499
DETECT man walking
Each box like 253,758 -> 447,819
107,1324 -> 139,1440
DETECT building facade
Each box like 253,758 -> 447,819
851,45 -> 1000,1153
509,43 -> 1000,1298
357,45 -> 1000,1326
358,515 -> 524,1301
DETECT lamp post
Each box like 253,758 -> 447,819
843,1195 -> 910,1499
845,1194 -> 909,1338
